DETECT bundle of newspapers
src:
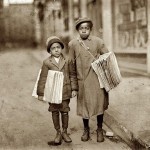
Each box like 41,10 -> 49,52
91,52 -> 122,92
32,70 -> 64,104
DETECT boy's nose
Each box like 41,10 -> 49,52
55,48 -> 58,51
82,29 -> 86,33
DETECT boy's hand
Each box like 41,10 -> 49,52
72,91 -> 77,97
38,96 -> 44,101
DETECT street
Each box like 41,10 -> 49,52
0,48 -> 131,150
1,0 -> 150,149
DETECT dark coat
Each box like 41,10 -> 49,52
69,36 -> 109,118
37,54 -> 77,100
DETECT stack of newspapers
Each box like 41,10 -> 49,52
32,70 -> 64,104
91,52 -> 122,92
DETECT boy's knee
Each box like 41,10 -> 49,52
61,112 -> 68,115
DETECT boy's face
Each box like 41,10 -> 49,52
78,22 -> 91,40
50,42 -> 62,58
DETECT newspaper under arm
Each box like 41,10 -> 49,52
91,52 -> 122,92
32,69 -> 64,104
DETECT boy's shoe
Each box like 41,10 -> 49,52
62,129 -> 72,143
97,128 -> 104,142
81,127 -> 90,142
54,130 -> 62,144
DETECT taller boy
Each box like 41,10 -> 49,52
69,17 -> 109,142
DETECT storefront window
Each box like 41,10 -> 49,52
114,0 -> 147,51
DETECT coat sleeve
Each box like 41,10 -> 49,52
68,41 -> 78,91
37,61 -> 49,96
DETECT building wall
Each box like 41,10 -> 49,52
33,0 -> 67,48
87,0 -> 103,38
43,1 -> 64,42
0,4 -> 34,46
0,1 -> 5,44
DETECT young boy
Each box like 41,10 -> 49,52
69,17 -> 109,142
37,36 -> 77,144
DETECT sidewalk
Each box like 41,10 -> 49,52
104,73 -> 150,149
30,48 -> 150,149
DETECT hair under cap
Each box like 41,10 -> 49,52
75,17 -> 93,30
46,36 -> 64,53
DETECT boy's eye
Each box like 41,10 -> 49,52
79,27 -> 90,30
56,46 -> 61,49
51,46 -> 61,50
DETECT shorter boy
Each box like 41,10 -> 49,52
37,36 -> 77,144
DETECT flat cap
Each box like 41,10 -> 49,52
46,36 -> 64,53
75,17 -> 93,30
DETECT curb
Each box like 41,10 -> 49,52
120,67 -> 150,77
104,109 -> 150,150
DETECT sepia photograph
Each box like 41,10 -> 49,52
0,0 -> 150,149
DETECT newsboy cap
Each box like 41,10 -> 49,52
46,36 -> 64,53
75,17 -> 93,30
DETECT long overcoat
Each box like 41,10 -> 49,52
37,54 -> 77,100
69,36 -> 109,119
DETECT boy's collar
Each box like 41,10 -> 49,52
49,54 -> 66,69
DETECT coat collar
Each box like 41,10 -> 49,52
59,54 -> 66,70
49,54 -> 66,70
